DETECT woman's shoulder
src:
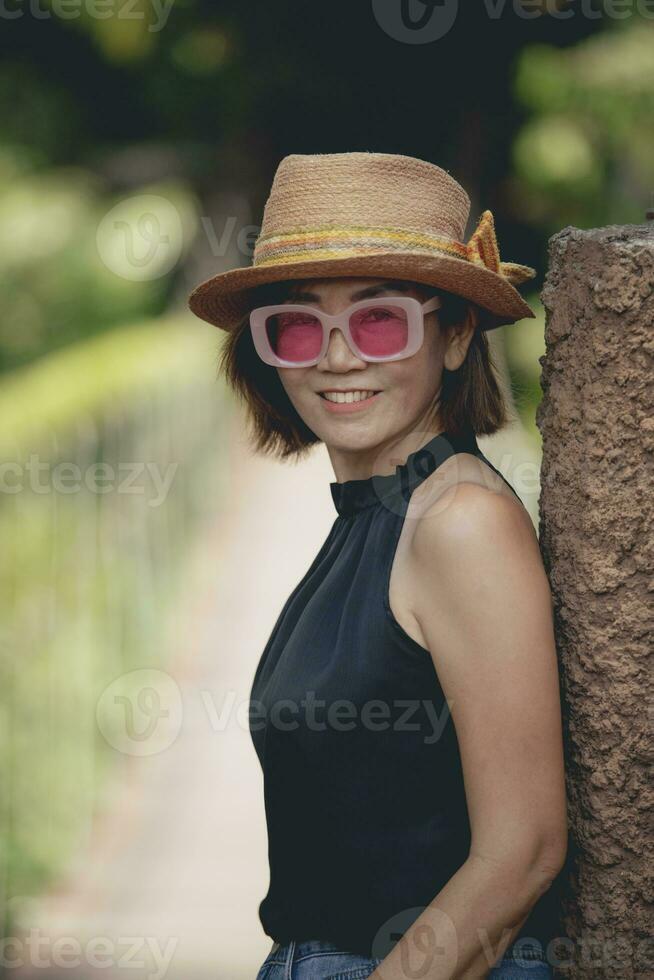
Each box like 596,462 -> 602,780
405,451 -> 539,569
401,453 -> 552,654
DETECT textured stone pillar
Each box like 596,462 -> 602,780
537,224 -> 654,979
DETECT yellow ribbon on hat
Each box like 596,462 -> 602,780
466,210 -> 536,285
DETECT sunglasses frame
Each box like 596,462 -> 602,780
249,295 -> 443,368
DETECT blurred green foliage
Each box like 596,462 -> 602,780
504,21 -> 654,437
0,151 -> 198,373
511,22 -> 654,231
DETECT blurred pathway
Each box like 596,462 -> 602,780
10,406 -> 336,980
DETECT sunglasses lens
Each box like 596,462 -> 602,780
266,310 -> 323,362
349,303 -> 409,358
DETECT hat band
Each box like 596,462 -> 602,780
252,212 -> 536,286
253,225 -> 468,268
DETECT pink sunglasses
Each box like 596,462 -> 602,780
249,295 -> 442,368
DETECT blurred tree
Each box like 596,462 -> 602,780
510,22 -> 654,231
501,21 -> 654,434
0,160 -> 198,373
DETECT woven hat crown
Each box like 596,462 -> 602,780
254,152 -> 471,263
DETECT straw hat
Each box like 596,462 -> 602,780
188,152 -> 536,332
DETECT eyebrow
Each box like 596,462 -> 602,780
284,280 -> 414,304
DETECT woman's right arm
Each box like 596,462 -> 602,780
370,483 -> 567,979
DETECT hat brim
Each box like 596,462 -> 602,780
187,252 -> 536,332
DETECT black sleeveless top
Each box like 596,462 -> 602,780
248,427 -> 560,960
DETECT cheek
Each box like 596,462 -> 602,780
385,347 -> 443,402
277,368 -> 306,399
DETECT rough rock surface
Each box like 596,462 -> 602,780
537,224 -> 654,979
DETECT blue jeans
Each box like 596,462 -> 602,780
255,937 -> 554,979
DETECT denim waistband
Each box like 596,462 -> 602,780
269,936 -> 547,963
270,938 -> 355,957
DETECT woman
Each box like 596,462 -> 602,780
188,153 -> 568,980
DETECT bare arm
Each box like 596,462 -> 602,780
371,483 -> 568,979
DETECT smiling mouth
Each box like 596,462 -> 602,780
318,390 -> 381,403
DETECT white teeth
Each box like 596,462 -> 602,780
322,390 -> 378,404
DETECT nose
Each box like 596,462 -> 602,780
316,325 -> 367,373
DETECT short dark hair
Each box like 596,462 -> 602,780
218,279 -> 511,460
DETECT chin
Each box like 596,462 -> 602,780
319,423 -> 390,453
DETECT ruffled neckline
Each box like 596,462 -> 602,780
329,428 -> 479,518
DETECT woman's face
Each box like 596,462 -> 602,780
275,276 -> 468,455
